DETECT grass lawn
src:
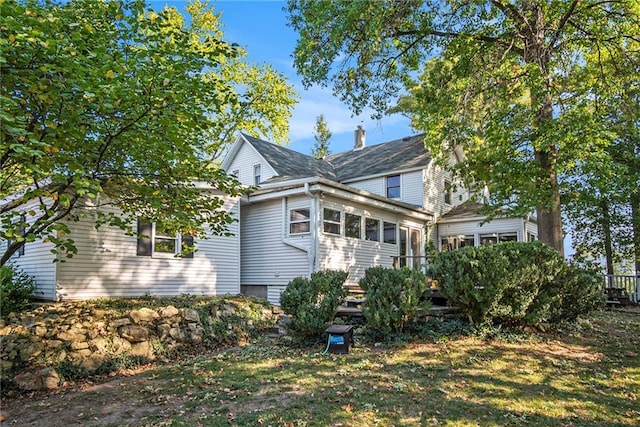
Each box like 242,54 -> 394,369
2,309 -> 639,426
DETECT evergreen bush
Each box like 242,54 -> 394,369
428,242 -> 603,327
1,265 -> 35,318
359,266 -> 430,338
279,270 -> 348,340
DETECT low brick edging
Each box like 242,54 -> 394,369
0,296 -> 280,391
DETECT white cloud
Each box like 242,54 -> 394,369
287,83 -> 412,154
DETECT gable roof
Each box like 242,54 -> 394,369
439,200 -> 537,223
240,132 -> 431,184
241,134 -> 338,182
325,134 -> 431,181
439,201 -> 488,221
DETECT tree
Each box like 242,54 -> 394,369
0,0 -> 297,265
287,0 -> 640,255
311,114 -> 332,158
564,40 -> 640,274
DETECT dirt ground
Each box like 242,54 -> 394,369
1,308 -> 639,427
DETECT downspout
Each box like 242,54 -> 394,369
304,183 -> 318,276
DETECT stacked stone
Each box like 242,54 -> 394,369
0,299 -> 279,391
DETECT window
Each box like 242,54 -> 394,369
441,235 -> 475,252
253,164 -> 261,185
345,213 -> 361,239
444,180 -> 452,205
137,220 -> 194,258
365,218 -> 380,241
499,233 -> 517,243
528,233 -> 537,242
289,208 -> 310,234
383,222 -> 396,244
323,208 -> 341,235
479,234 -> 498,245
479,232 -> 517,245
386,175 -> 401,199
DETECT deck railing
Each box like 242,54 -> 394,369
603,274 -> 639,304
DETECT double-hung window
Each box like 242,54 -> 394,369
253,164 -> 261,186
137,220 -> 194,258
386,175 -> 401,199
289,208 -> 310,234
323,208 -> 341,235
383,222 -> 396,244
365,218 -> 380,241
345,213 -> 361,239
444,180 -> 452,205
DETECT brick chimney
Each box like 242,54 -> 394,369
354,125 -> 365,150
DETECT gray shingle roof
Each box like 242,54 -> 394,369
242,134 -> 338,181
439,202 -> 487,221
325,134 -> 431,181
243,133 -> 431,184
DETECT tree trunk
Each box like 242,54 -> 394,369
533,135 -> 564,256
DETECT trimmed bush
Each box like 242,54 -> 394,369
359,266 -> 431,338
428,242 -> 603,327
1,265 -> 35,318
279,270 -> 348,340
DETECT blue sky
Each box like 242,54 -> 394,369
149,0 -> 413,155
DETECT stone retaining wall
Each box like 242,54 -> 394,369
0,296 -> 280,391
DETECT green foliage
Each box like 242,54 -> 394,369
287,0 -> 640,253
428,242 -> 604,327
359,266 -> 430,338
0,265 -> 35,317
279,270 -> 348,340
0,0 -> 297,265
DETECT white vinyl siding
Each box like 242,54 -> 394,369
240,197 -> 311,305
401,171 -> 424,206
224,141 -> 277,186
423,161 -> 468,215
55,196 -> 241,300
316,197 -> 425,287
348,178 -> 384,196
437,217 -> 530,251
3,199 -> 58,300
346,170 -> 424,206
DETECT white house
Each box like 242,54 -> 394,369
222,130 -> 537,305
4,129 -> 537,304
2,191 -> 241,301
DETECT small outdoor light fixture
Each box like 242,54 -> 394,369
324,324 -> 354,354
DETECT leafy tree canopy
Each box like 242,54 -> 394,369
287,0 -> 640,254
0,0 -> 297,265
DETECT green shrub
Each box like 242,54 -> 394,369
359,266 -> 430,338
1,265 -> 35,317
279,270 -> 348,340
428,242 -> 603,327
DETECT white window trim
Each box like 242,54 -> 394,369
152,224 -> 181,258
322,208 -> 342,236
253,164 -> 261,186
345,212 -> 362,239
289,208 -> 311,235
383,221 -> 397,244
138,220 -> 193,259
444,180 -> 452,205
365,217 -> 381,242
386,174 -> 401,199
